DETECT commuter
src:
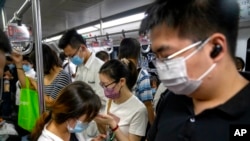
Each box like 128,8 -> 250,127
96,50 -> 110,62
1,66 -> 13,117
58,29 -> 105,139
95,59 -> 148,141
139,0 -> 250,140
12,44 -> 71,109
235,56 -> 245,71
15,55 -> 36,106
118,38 -> 155,126
58,29 -> 106,110
30,81 -> 102,141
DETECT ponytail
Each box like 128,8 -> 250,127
121,58 -> 138,90
30,111 -> 52,141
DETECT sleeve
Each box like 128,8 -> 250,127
51,71 -> 72,99
129,106 -> 148,136
137,69 -> 153,102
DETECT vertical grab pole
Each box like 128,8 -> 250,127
1,8 -> 7,30
31,0 -> 45,114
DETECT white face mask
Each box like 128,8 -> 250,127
155,38 -> 216,95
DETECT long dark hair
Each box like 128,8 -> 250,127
30,81 -> 102,141
30,44 -> 62,75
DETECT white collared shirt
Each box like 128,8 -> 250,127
75,53 -> 106,110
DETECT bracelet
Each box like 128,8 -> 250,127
111,124 -> 119,132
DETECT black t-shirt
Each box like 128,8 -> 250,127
148,82 -> 250,141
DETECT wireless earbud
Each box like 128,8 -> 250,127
210,45 -> 222,58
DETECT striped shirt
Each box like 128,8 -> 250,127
134,68 -> 153,102
44,70 -> 71,99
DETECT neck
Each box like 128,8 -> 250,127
113,87 -> 132,104
192,66 -> 248,115
84,51 -> 91,64
47,120 -> 70,141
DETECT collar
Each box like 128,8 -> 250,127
83,53 -> 95,69
216,82 -> 250,118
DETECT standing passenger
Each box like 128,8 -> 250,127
95,59 -> 148,141
118,38 -> 155,125
58,29 -> 106,110
58,29 -> 106,139
140,0 -> 250,141
0,30 -> 12,117
30,81 -> 102,141
96,50 -> 110,62
12,44 -> 71,109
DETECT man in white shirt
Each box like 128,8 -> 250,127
58,29 -> 105,140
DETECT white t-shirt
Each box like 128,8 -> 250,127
107,95 -> 148,137
38,123 -> 87,141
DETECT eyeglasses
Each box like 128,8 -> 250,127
69,47 -> 80,59
156,37 -> 210,62
99,81 -> 116,88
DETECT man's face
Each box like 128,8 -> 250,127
63,44 -> 82,59
150,24 -> 212,80
0,50 -> 6,77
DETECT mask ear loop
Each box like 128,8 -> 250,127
197,64 -> 216,80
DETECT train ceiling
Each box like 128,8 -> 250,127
0,0 -> 153,38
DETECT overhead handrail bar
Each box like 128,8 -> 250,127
8,0 -> 31,24
85,29 -> 138,40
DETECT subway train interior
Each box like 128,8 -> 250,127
0,0 -> 249,140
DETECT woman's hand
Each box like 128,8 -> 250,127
91,134 -> 107,141
28,77 -> 38,90
11,52 -> 23,67
95,114 -> 117,129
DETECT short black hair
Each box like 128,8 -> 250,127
58,29 -> 86,49
0,29 -> 11,53
118,38 -> 141,60
96,50 -> 109,61
140,0 -> 239,57
235,56 -> 245,70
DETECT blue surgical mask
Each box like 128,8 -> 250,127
22,65 -> 31,72
8,64 -> 15,70
67,120 -> 89,133
71,55 -> 84,66
152,88 -> 156,95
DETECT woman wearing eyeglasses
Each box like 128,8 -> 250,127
95,59 -> 148,141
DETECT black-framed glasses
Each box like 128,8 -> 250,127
69,46 -> 80,59
99,81 -> 116,88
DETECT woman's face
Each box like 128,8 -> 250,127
67,114 -> 88,127
99,73 -> 120,93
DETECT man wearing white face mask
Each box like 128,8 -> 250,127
140,0 -> 250,141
